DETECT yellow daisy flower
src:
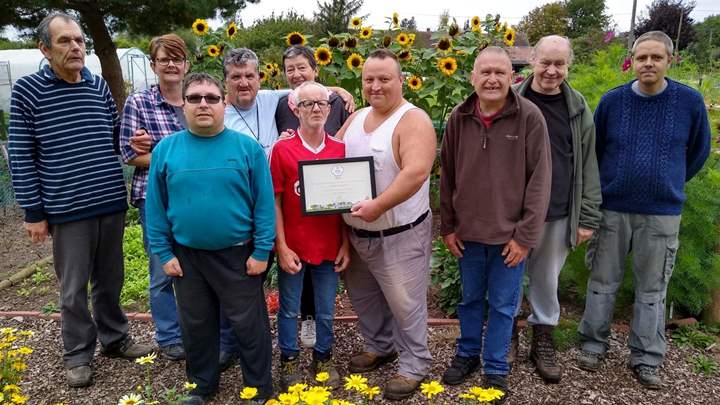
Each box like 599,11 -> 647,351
359,27 -> 373,39
226,22 -> 237,38
207,45 -> 221,58
11,393 -> 28,404
315,371 -> 330,383
287,383 -> 308,394
504,27 -> 516,46
134,352 -> 157,365
314,47 -> 332,66
407,75 -> 423,91
278,392 -> 299,404
346,53 -> 364,70
240,387 -> 258,400
362,385 -> 381,400
438,56 -> 458,76
350,17 -> 363,29
118,393 -> 143,405
286,31 -> 307,46
184,382 -> 197,390
344,374 -> 368,391
396,32 -> 409,46
265,400 -> 280,405
420,380 -> 444,399
191,19 -> 209,36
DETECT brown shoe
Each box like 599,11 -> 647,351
101,337 -> 154,359
507,318 -> 519,366
384,374 -> 422,400
530,324 -> 561,383
66,365 -> 92,388
348,351 -> 398,373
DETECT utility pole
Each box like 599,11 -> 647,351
628,0 -> 638,51
675,6 -> 684,58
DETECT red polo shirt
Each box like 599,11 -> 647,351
269,130 -> 345,265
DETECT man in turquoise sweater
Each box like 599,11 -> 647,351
578,31 -> 711,390
146,72 -> 275,404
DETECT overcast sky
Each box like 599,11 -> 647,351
236,0 -> 719,32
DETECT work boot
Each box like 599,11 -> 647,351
530,324 -> 561,383
280,355 -> 303,392
632,364 -> 663,390
507,318 -> 519,366
577,349 -> 605,372
442,354 -> 480,385
310,352 -> 341,388
66,365 -> 92,388
348,351 -> 398,373
160,343 -> 185,361
483,374 -> 509,404
384,374 -> 422,400
101,337 -> 154,359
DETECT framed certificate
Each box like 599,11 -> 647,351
299,156 -> 376,215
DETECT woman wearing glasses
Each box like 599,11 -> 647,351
119,34 -> 189,362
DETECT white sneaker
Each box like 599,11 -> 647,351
300,316 -> 316,348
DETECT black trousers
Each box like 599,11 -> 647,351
173,243 -> 272,398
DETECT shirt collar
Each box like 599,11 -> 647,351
298,130 -> 326,154
42,64 -> 93,83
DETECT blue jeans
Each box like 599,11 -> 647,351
456,241 -> 524,375
138,199 -> 182,347
278,261 -> 338,357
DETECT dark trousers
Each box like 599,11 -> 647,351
300,268 -> 316,318
173,243 -> 272,398
50,211 -> 129,368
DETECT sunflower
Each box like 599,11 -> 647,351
503,27 -> 516,46
396,32 -> 409,46
344,37 -> 358,49
259,70 -> 268,83
408,33 -> 416,46
192,19 -> 209,36
207,45 -> 220,58
226,22 -> 237,38
436,37 -> 452,53
346,53 -> 364,70
392,12 -> 400,27
448,22 -> 460,37
359,27 -> 373,39
407,75 -> 423,91
397,49 -> 412,62
471,16 -> 481,32
350,17 -> 362,30
380,35 -> 392,48
438,56 -> 458,76
286,31 -> 307,46
314,47 -> 332,66
328,36 -> 340,48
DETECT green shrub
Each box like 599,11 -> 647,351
122,224 -> 150,310
430,238 -> 461,317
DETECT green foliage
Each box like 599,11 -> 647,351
565,0 -> 611,38
688,15 -> 720,72
568,43 -> 633,110
634,0 -> 696,50
30,268 -> 50,285
313,0 -> 365,35
553,319 -> 581,351
41,301 -> 59,314
0,36 -> 34,49
126,206 -> 140,226
672,324 -> 718,350
121,224 -> 149,310
688,354 -> 717,376
430,238 -> 461,317
517,2 -> 569,45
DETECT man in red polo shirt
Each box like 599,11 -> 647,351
270,81 -> 349,391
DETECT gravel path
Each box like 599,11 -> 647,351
2,316 -> 718,405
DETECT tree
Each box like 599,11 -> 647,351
401,17 -> 417,31
0,0 -> 257,108
313,0 -> 364,34
565,0 -> 611,38
236,12 -> 314,63
634,0 -> 696,51
517,2 -> 570,45
688,15 -> 720,70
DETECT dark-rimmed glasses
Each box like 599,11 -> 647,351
185,94 -> 223,104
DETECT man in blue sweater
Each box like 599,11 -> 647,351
8,13 -> 152,388
145,72 -> 275,404
577,31 -> 711,390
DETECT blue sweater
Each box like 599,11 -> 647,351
595,79 -> 711,215
8,65 -> 127,224
145,128 -> 276,264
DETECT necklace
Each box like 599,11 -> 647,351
233,103 -> 260,142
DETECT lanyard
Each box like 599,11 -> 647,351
233,103 -> 265,147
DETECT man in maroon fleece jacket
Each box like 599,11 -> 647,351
439,46 -> 552,399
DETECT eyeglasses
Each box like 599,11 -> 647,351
297,99 -> 330,109
185,94 -> 223,104
154,57 -> 186,66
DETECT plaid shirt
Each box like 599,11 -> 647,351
120,86 -> 185,205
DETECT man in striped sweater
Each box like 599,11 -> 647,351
8,13 -> 152,388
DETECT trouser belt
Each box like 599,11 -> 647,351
351,210 -> 429,238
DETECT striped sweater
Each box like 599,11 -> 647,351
9,65 -> 127,224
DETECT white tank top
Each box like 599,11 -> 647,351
342,102 -> 430,231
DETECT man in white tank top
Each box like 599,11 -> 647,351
334,49 -> 437,401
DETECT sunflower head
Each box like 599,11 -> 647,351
436,37 -> 452,53
346,53 -> 364,70
350,17 -> 362,29
397,49 -> 412,62
381,35 -> 392,48
408,33 -> 416,46
448,22 -> 460,37
344,37 -> 358,49
207,45 -> 220,58
407,75 -> 423,91
438,56 -> 458,76
359,27 -> 373,40
392,12 -> 400,27
259,70 -> 268,83
328,36 -> 340,48
226,22 -> 237,39
286,31 -> 307,46
471,16 -> 481,32
192,19 -> 209,36
315,47 -> 332,66
503,27 -> 516,47
396,32 -> 409,46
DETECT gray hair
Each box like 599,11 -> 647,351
283,45 -> 317,71
533,35 -> 574,65
474,46 -> 513,70
37,12 -> 83,48
290,81 -> 330,105
632,30 -> 674,56
182,72 -> 224,99
223,48 -> 260,78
